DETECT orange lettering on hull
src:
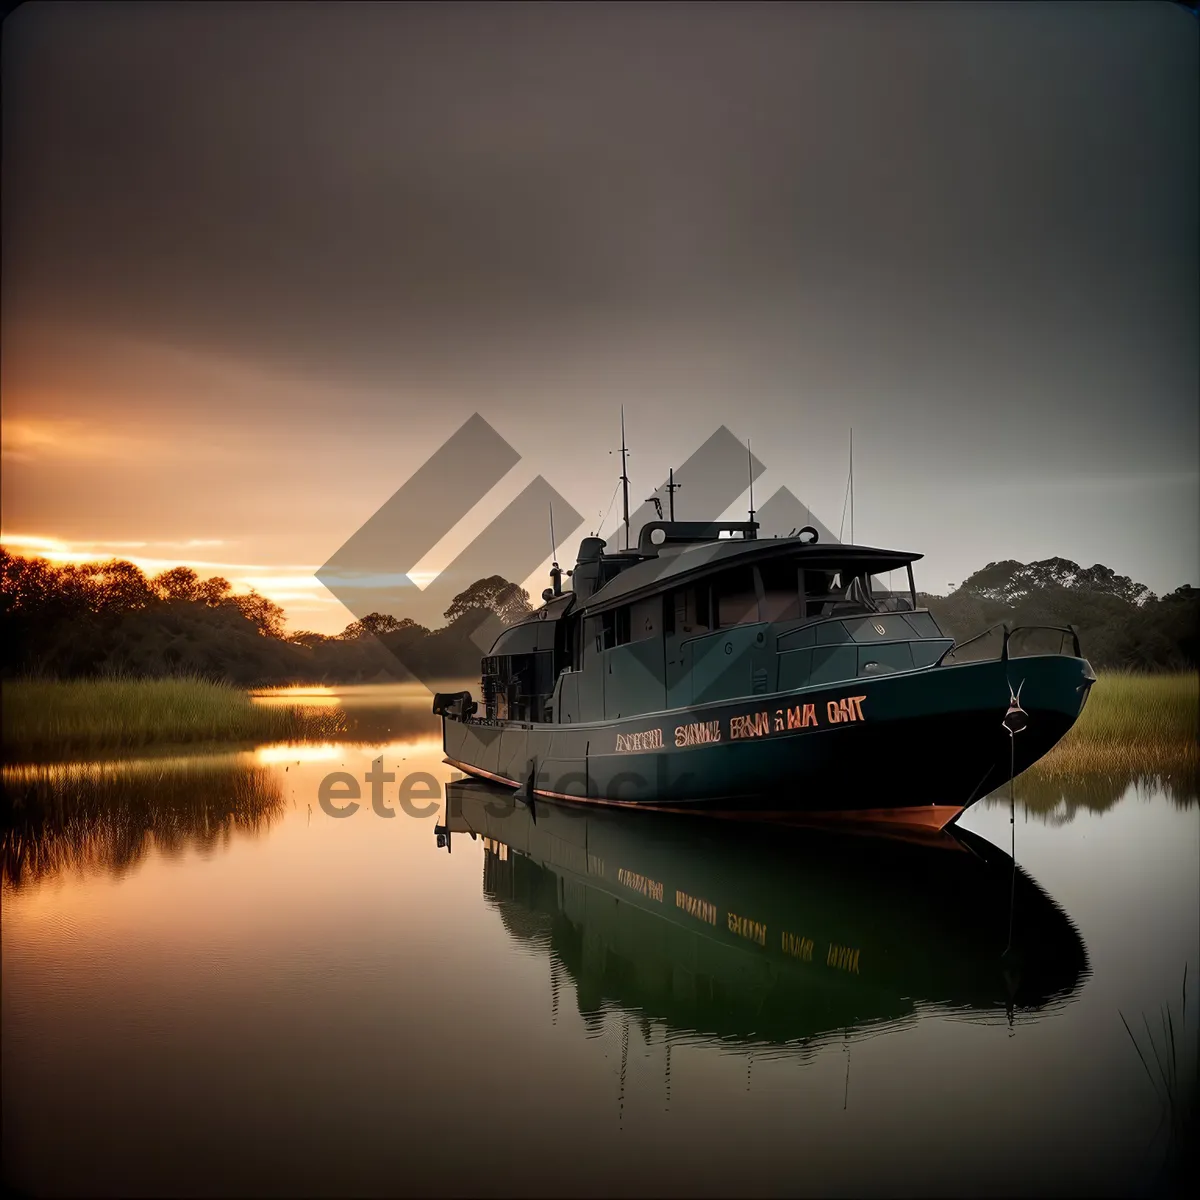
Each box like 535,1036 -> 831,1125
615,728 -> 665,753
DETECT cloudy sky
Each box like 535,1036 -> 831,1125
3,1 -> 1196,632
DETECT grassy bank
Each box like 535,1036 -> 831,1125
2,677 -> 347,760
1027,670 -> 1198,779
3,670 -> 1195,779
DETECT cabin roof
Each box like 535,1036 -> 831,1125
505,589 -> 576,631
576,536 -> 921,615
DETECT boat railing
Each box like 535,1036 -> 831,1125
942,622 -> 1082,665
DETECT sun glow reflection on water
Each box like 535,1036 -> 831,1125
253,742 -> 342,764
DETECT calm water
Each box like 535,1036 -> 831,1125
3,685 -> 1197,1197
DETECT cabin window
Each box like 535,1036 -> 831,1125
671,585 -> 710,635
874,565 -> 918,612
629,597 -> 659,642
713,567 -> 760,627
756,560 -> 801,623
599,607 -> 632,649
803,569 -> 844,619
585,615 -> 604,653
803,568 -> 904,619
823,571 -> 881,617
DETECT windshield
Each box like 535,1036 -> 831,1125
802,567 -> 915,618
686,558 -> 917,629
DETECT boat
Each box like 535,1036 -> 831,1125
434,509 -> 1095,830
435,781 -> 1090,1047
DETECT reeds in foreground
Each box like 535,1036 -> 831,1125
2,676 -> 347,760
1120,965 -> 1199,1195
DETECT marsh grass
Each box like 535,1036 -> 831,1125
1,758 -> 286,890
2,676 -> 348,760
1120,966 -> 1199,1193
1014,672 -> 1198,813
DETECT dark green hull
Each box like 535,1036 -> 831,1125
439,783 -> 1090,1047
443,653 -> 1095,825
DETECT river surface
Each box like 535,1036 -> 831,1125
2,685 -> 1197,1197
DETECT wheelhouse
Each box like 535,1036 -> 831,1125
480,523 -> 952,724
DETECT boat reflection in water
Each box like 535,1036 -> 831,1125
438,781 -> 1089,1053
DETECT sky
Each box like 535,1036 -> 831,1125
2,1 -> 1197,633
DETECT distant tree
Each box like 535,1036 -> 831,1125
152,566 -> 202,602
196,576 -> 233,605
339,612 -> 406,640
89,554 -> 157,604
228,590 -> 287,639
1,549 -> 70,616
961,558 -> 1153,606
288,630 -> 334,649
444,576 -> 532,625
924,557 -> 1198,671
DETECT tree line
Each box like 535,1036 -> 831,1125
1,547 -> 1195,686
921,557 -> 1197,671
0,549 -> 531,685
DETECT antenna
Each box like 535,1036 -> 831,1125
619,407 -> 630,551
746,439 -> 755,526
838,429 -> 853,542
547,501 -> 563,596
849,427 -> 854,544
647,466 -> 681,523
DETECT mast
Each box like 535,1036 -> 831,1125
620,407 -> 631,551
849,428 -> 854,544
548,502 -> 561,595
666,466 -> 679,521
746,440 -> 755,527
